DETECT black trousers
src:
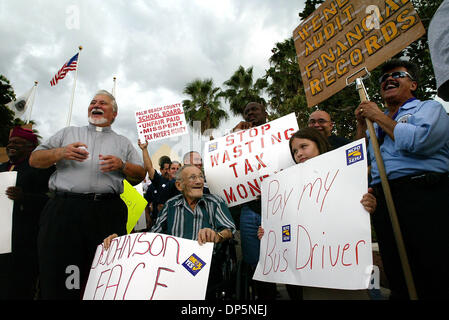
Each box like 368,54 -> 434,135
0,251 -> 38,300
37,195 -> 127,300
372,173 -> 449,300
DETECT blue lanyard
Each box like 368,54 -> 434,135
376,98 -> 416,143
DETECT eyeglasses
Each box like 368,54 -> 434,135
187,174 -> 205,182
308,118 -> 330,125
378,71 -> 414,84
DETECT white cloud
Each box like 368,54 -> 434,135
1,0 -> 304,156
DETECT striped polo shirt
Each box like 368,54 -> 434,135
151,193 -> 236,240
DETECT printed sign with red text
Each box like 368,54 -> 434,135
135,103 -> 188,143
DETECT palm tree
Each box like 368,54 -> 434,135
182,79 -> 229,137
220,66 -> 267,116
0,74 -> 16,146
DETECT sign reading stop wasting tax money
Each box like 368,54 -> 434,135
204,113 -> 299,207
293,0 -> 426,107
83,232 -> 213,300
135,103 -> 188,143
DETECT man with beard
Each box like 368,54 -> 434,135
355,59 -> 449,299
0,127 -> 54,299
29,90 -> 145,299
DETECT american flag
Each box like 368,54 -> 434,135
50,53 -> 79,86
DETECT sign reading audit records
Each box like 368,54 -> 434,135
293,0 -> 425,107
135,103 -> 188,143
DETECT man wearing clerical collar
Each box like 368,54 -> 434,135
29,90 -> 145,300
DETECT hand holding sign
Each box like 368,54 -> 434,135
83,232 -> 213,300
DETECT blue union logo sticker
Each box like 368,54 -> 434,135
346,144 -> 364,166
282,225 -> 291,242
182,253 -> 206,276
208,142 -> 218,152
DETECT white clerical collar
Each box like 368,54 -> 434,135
88,123 -> 112,132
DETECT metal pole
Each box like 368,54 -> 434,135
26,81 -> 38,124
66,45 -> 83,127
112,76 -> 117,97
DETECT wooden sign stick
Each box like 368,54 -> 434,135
355,78 -> 418,300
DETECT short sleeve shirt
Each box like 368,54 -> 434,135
151,193 -> 236,240
35,124 -> 143,193
367,99 -> 449,185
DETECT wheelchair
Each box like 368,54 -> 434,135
205,238 -> 239,300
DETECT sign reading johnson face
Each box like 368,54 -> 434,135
83,233 -> 213,300
293,0 -> 425,107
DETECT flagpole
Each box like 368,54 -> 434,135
26,81 -> 38,124
112,76 -> 117,97
66,46 -> 82,127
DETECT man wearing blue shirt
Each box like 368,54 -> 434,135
355,59 -> 449,300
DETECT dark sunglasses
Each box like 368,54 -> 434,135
378,71 -> 414,84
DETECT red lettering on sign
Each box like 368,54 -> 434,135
262,230 -> 288,275
265,179 -> 294,220
123,262 -> 145,300
297,169 -> 339,213
149,267 -> 175,300
292,224 -> 368,271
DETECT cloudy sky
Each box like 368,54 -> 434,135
0,0 -> 305,159
2,0 -> 448,161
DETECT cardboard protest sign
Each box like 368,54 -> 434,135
253,139 -> 373,289
293,0 -> 426,107
135,102 -> 188,142
120,180 -> 148,234
83,232 -> 214,300
0,171 -> 17,254
204,113 -> 299,207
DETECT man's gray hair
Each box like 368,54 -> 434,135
94,90 -> 118,113
175,164 -> 197,182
